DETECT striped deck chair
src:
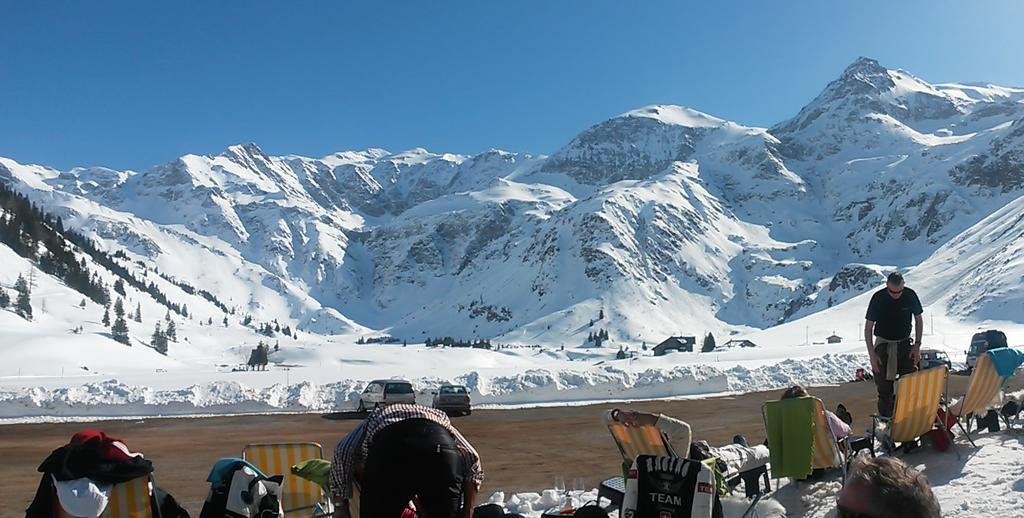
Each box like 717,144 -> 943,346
762,397 -> 848,483
871,365 -> 949,455
606,415 -> 770,506
54,474 -> 155,518
948,353 -> 1004,446
607,419 -> 676,474
243,442 -> 333,517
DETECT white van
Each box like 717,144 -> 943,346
357,379 -> 416,411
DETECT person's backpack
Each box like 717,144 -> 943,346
200,459 -> 284,518
622,455 -> 723,518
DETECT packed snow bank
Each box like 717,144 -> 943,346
492,433 -> 1024,517
0,354 -> 867,422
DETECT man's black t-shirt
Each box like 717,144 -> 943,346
865,287 -> 923,339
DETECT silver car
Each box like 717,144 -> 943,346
432,384 -> 472,416
357,379 -> 415,411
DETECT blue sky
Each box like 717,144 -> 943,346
1,1 -> 1021,170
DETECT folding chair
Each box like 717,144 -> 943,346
605,415 -> 770,511
54,474 -> 156,518
762,397 -> 849,484
870,365 -> 949,455
243,442 -> 333,517
947,353 -> 1006,446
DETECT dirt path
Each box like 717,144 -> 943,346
0,376 -> 989,517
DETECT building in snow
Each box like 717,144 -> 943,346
653,336 -> 696,356
723,339 -> 758,349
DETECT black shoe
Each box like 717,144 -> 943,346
1002,399 -> 1021,418
985,409 -> 1001,432
836,404 -> 853,425
733,434 -> 749,447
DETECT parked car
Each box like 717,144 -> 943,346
432,384 -> 472,415
966,330 -> 1008,373
919,349 -> 952,371
357,379 -> 415,411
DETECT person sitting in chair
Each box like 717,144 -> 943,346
604,408 -> 769,476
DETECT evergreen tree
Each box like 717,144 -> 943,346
113,279 -> 125,296
599,308 -> 604,320
80,298 -> 87,309
223,316 -> 229,327
642,341 -> 648,351
181,304 -> 189,318
165,319 -> 177,342
0,288 -> 9,309
15,273 -> 32,320
151,322 -> 168,355
165,310 -> 171,322
102,305 -> 111,327
207,317 -> 213,325
134,302 -> 142,323
111,315 -> 130,345
114,298 -> 125,319
702,333 -> 716,353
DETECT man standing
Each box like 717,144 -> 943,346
864,272 -> 924,417
331,403 -> 483,518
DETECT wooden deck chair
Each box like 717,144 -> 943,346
243,442 -> 333,517
54,474 -> 155,518
948,353 -> 1005,446
871,365 -> 949,455
762,397 -> 848,483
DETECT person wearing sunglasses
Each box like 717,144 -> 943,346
864,271 -> 924,417
835,455 -> 940,517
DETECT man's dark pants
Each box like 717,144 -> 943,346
873,339 -> 918,417
360,418 -> 466,518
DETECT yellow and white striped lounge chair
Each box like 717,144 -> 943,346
55,474 -> 155,518
243,442 -> 333,517
949,353 -> 1010,446
607,419 -> 676,472
871,365 -> 949,454
605,413 -> 770,505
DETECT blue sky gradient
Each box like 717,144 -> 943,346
1,1 -> 1021,170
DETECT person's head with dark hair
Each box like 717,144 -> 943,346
837,455 -> 940,518
780,385 -> 809,400
886,272 -> 905,299
886,271 -> 904,285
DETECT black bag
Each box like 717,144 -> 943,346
199,460 -> 284,518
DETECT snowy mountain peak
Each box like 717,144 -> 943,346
772,57 -> 963,150
622,105 -> 728,128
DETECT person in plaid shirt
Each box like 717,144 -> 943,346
331,403 -> 484,518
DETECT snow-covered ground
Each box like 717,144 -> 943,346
491,434 -> 1024,517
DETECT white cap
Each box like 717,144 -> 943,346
53,476 -> 114,518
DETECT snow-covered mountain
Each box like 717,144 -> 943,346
3,57 -> 1023,355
